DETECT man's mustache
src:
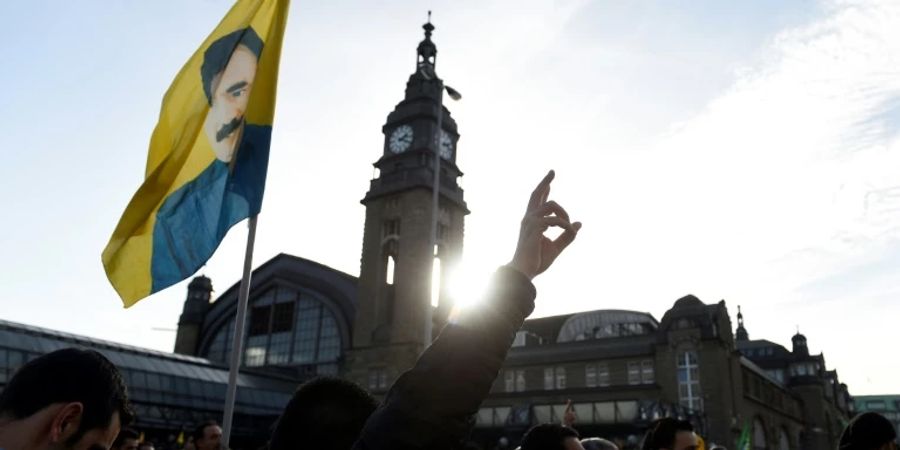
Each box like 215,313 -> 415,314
216,116 -> 244,142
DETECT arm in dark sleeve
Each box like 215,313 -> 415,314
352,266 -> 536,450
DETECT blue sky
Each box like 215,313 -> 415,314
0,0 -> 898,395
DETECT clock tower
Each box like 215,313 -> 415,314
346,17 -> 468,392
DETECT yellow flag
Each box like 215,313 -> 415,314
102,0 -> 289,307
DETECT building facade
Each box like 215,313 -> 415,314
473,300 -> 854,449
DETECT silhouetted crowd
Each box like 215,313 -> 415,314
0,173 -> 897,450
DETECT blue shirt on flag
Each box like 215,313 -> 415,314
150,124 -> 271,293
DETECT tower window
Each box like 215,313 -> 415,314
386,254 -> 396,285
383,219 -> 401,238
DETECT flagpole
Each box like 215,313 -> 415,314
425,81 -> 444,347
221,215 -> 258,449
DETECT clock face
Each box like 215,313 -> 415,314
439,130 -> 453,160
389,125 -> 414,153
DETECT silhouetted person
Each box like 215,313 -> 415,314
192,421 -> 222,450
113,428 -> 140,450
0,348 -> 134,450
269,377 -> 378,450
640,418 -> 698,450
520,423 -> 583,450
839,412 -> 897,450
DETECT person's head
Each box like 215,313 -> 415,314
641,418 -> 698,450
269,377 -> 378,450
201,27 -> 264,164
520,424 -> 583,450
112,429 -> 139,450
0,348 -> 134,450
192,421 -> 222,450
137,442 -> 154,450
839,412 -> 898,450
581,437 -> 619,450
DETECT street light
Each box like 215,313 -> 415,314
419,65 -> 461,345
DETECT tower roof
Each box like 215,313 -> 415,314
188,275 -> 212,291
792,330 -> 810,356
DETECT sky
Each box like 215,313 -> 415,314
0,0 -> 898,395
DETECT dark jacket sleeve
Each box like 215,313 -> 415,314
352,266 -> 537,450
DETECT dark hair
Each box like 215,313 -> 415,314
581,437 -> 619,450
839,412 -> 897,450
269,377 -> 378,450
192,420 -> 220,443
520,424 -> 580,450
0,348 -> 134,442
114,428 -> 140,449
201,27 -> 264,105
641,418 -> 694,450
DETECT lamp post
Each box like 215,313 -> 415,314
419,65 -> 461,345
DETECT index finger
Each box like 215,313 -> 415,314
527,170 -> 555,211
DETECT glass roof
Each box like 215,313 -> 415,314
0,319 -> 297,411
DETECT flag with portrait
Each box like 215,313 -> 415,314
103,0 -> 289,307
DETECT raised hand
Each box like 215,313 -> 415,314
562,399 -> 577,428
508,170 -> 581,280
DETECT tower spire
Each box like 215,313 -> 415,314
735,305 -> 749,341
417,11 -> 438,75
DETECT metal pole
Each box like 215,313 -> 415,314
221,215 -> 258,449
425,81 -> 444,346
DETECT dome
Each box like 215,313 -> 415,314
556,310 -> 658,343
673,294 -> 704,308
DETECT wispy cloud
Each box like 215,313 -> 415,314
637,0 -> 900,393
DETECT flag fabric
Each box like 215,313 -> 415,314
736,422 -> 752,450
102,0 -> 289,307
176,431 -> 185,446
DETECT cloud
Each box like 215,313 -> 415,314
632,0 -> 900,393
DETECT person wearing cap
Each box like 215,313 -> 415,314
839,412 -> 898,450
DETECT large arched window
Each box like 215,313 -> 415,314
753,418 -> 767,450
778,428 -> 790,450
203,286 -> 342,373
677,351 -> 702,411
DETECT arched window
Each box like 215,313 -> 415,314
778,428 -> 790,450
203,286 -> 342,373
753,418 -> 767,450
677,351 -> 702,411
